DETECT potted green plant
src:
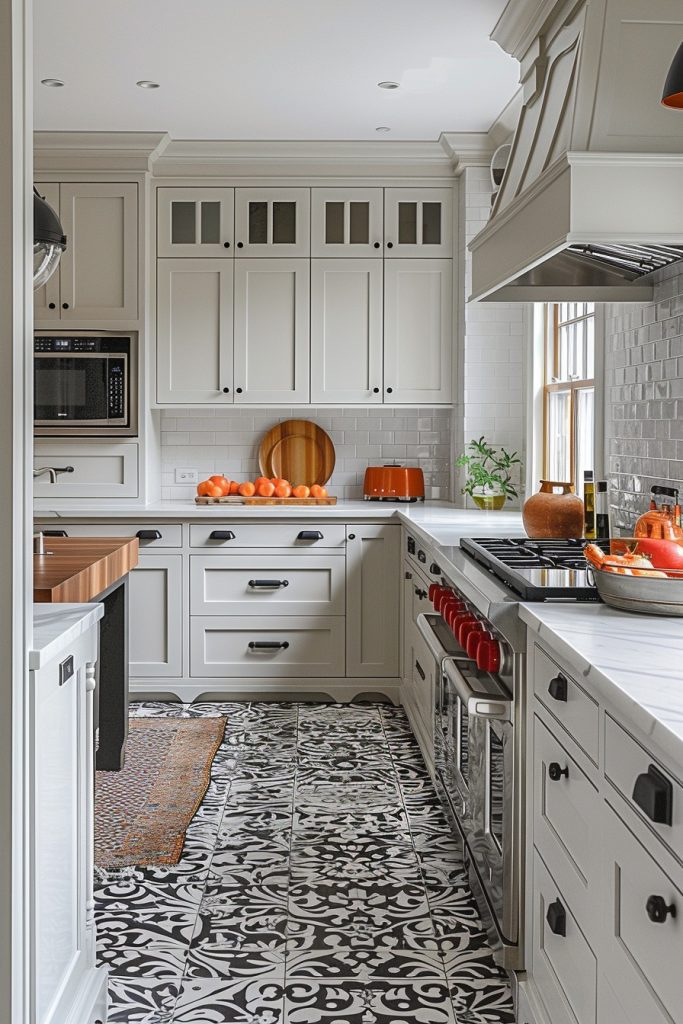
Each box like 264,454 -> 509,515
457,436 -> 522,510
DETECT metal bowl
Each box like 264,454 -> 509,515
588,564 -> 683,616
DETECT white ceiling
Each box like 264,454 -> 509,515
34,0 -> 519,141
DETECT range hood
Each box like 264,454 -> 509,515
470,0 -> 683,302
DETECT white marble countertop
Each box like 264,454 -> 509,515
31,603 -> 104,670
520,603 -> 683,767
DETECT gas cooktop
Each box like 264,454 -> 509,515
460,537 -> 601,602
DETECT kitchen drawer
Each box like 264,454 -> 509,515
605,714 -> 683,864
39,522 -> 183,548
533,644 -> 599,763
411,632 -> 435,748
189,554 -> 345,615
604,802 -> 683,1024
532,849 -> 597,1024
33,442 -> 138,499
533,716 -> 600,923
190,615 -> 345,677
598,971 -> 669,1024
189,523 -> 346,549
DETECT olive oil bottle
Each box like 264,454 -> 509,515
583,470 -> 596,540
596,481 -> 610,540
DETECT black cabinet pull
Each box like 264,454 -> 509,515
297,530 -> 323,541
42,529 -> 68,537
430,562 -> 442,575
372,387 -> 380,393
546,899 -> 566,937
415,659 -> 426,681
633,763 -> 673,826
386,386 -> 393,394
222,386 -> 230,393
237,241 -> 244,248
248,579 -> 289,589
373,242 -> 381,248
548,762 -> 569,781
646,894 -> 676,924
223,241 -> 231,248
248,641 -> 289,650
209,530 -> 236,541
62,301 -> 69,309
548,674 -> 568,702
236,387 -> 243,394
387,241 -> 394,248
136,529 -> 162,541
48,301 -> 56,309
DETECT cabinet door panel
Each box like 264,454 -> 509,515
235,188 -> 310,256
157,258 -> 233,403
34,182 -> 61,321
311,259 -> 383,404
157,187 -> 234,257
384,187 -> 453,257
346,525 -> 399,677
59,182 -> 138,320
384,259 -> 452,404
311,188 -> 383,257
234,258 -> 309,404
129,554 -> 183,677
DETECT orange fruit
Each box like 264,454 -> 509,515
274,482 -> 292,498
310,484 -> 327,498
238,481 -> 256,497
229,480 -> 240,495
272,478 -> 290,489
206,483 -> 224,498
197,480 -> 213,496
257,480 -> 276,497
254,476 -> 270,488
209,474 -> 230,495
292,484 -> 310,499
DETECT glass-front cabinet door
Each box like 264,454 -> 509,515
234,188 -> 310,257
384,188 -> 453,258
157,188 -> 234,257
311,188 -> 383,257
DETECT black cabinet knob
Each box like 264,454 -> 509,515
548,674 -> 568,702
373,242 -> 381,249
237,241 -> 244,248
48,302 -> 56,309
348,533 -> 356,540
646,894 -> 676,924
372,387 -> 380,394
387,241 -> 394,249
223,241 -> 231,248
236,387 -> 243,394
546,899 -> 566,937
222,387 -> 230,393
633,764 -> 673,826
386,387 -> 393,394
548,762 -> 569,782
62,302 -> 69,309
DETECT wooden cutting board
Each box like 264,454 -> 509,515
195,496 -> 337,505
258,419 -> 335,487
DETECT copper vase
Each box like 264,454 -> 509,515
522,480 -> 584,539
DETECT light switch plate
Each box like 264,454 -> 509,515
175,469 -> 198,484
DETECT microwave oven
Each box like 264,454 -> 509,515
34,331 -> 138,436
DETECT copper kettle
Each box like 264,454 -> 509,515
634,486 -> 683,540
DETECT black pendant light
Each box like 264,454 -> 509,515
662,41 -> 683,109
33,186 -> 66,290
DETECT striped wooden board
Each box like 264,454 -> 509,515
195,496 -> 337,506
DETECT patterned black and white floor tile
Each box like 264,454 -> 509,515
98,699 -> 514,1023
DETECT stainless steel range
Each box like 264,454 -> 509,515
405,533 -> 596,976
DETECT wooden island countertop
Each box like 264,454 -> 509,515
33,536 -> 139,603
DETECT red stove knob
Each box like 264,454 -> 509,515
435,587 -> 453,613
466,628 -> 490,660
440,597 -> 458,622
430,585 -> 446,609
477,638 -> 501,674
450,611 -> 470,636
444,600 -> 466,627
428,583 -> 440,603
458,617 -> 482,648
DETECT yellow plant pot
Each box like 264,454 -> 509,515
472,493 -> 506,511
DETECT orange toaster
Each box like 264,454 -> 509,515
363,465 -> 425,502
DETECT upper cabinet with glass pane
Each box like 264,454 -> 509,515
311,189 -> 383,257
157,188 -> 234,258
384,188 -> 453,258
234,188 -> 310,257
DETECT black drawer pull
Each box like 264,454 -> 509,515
430,562 -> 442,575
248,579 -> 289,589
415,659 -> 426,681
548,674 -> 568,702
646,894 -> 676,924
548,762 -> 569,781
248,641 -> 290,651
546,899 -> 566,937
42,529 -> 68,537
633,763 -> 673,826
209,530 -> 236,541
136,529 -> 162,541
297,530 -> 323,541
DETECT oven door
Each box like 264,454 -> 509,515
34,352 -> 128,429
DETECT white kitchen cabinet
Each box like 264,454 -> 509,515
233,258 -> 310,404
346,524 -> 400,678
35,181 -> 138,323
384,187 -> 453,257
34,440 -> 139,499
310,258 -> 383,404
157,187 -> 234,257
235,188 -> 310,256
384,259 -> 452,404
156,258 -> 234,403
311,188 -> 384,257
130,553 -> 183,677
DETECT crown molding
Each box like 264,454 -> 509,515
33,131 -> 171,172
492,0 -> 566,60
439,132 -> 493,174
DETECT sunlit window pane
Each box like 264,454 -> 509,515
547,390 -> 571,482
575,388 -> 595,494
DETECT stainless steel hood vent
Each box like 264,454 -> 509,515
470,0 -> 683,302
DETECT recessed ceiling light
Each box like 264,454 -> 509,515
375,126 -> 391,134
136,80 -> 160,89
377,81 -> 399,90
41,78 -> 64,88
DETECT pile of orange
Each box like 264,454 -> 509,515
196,475 -> 328,499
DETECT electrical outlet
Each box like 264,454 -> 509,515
175,469 -> 198,484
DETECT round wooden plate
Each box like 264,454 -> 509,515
258,419 -> 336,486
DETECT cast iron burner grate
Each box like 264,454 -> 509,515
460,537 -> 601,602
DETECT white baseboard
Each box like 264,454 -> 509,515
130,677 -> 402,705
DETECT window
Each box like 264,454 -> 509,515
543,303 -> 595,494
